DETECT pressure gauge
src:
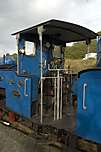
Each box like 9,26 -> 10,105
45,42 -> 51,48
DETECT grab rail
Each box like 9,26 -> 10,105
24,78 -> 28,96
83,83 -> 87,110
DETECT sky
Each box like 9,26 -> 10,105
0,0 -> 101,55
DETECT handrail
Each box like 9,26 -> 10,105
83,83 -> 87,110
24,78 -> 28,96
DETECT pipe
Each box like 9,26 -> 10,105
70,72 -> 73,112
48,64 -> 73,120
37,26 -> 44,124
48,64 -> 72,72
3,55 -> 5,64
42,76 -> 58,79
60,78 -> 63,119
57,70 -> 60,120
54,78 -> 57,120
40,33 -> 43,124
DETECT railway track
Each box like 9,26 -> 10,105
0,103 -> 100,152
0,117 -> 101,152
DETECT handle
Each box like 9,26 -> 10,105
83,83 -> 87,110
24,78 -> 28,96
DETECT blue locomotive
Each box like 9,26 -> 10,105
1,19 -> 101,144
73,36 -> 101,144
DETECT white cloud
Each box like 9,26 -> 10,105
0,0 -> 100,56
35,0 -> 61,11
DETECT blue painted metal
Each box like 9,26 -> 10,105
96,36 -> 101,67
18,39 -> 25,50
0,55 -> 16,65
0,46 -> 52,118
19,47 -> 51,77
75,69 -> 101,143
0,70 -> 32,117
72,36 -> 101,143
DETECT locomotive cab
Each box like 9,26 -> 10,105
0,20 -> 97,129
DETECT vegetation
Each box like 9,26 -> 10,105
10,32 -> 100,73
10,53 -> 17,61
64,38 -> 97,72
65,59 -> 96,73
64,39 -> 96,59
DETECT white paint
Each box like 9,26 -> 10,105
83,53 -> 97,60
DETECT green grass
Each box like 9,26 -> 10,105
65,59 -> 96,73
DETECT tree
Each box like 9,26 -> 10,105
11,53 -> 17,62
65,39 -> 96,59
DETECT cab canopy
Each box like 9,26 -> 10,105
12,19 -> 97,45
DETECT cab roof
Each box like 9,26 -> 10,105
12,19 -> 97,45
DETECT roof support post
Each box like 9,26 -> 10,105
38,26 -> 44,124
16,33 -> 20,75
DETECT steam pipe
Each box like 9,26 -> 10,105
60,78 -> 63,119
48,64 -> 73,120
42,76 -> 57,79
40,31 -> 43,124
57,70 -> 60,120
54,78 -> 57,120
48,64 -> 72,72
